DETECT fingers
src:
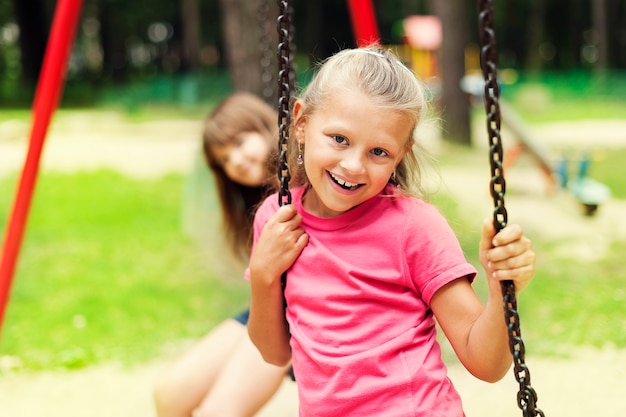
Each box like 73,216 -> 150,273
264,205 -> 307,247
488,247 -> 535,276
488,228 -> 532,263
252,204 -> 308,279
492,223 -> 524,247
483,223 -> 535,292
479,218 -> 497,252
272,204 -> 300,225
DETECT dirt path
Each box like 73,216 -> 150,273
1,347 -> 625,417
1,114 -> 625,417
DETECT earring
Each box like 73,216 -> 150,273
390,170 -> 397,183
297,142 -> 304,165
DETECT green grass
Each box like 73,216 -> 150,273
523,239 -> 626,354
587,147 -> 626,200
1,94 -> 624,372
432,191 -> 626,358
1,159 -> 624,372
0,107 -> 209,125
0,171 -> 248,371
514,99 -> 626,124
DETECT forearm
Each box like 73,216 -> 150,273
467,219 -> 535,381
463,282 -> 513,382
248,272 -> 292,366
435,278 -> 514,383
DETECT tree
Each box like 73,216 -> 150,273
218,0 -> 277,98
99,0 -> 130,82
525,0 -> 548,72
181,0 -> 201,71
13,0 -> 48,85
430,0 -> 471,146
592,0 -> 609,72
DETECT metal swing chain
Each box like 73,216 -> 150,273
276,0 -> 294,338
276,0 -> 293,207
477,2 -> 544,417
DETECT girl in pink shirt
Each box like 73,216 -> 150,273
247,46 -> 536,417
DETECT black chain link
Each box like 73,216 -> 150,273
276,0 -> 293,207
477,1 -> 544,417
276,0 -> 294,336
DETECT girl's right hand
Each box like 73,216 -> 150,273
249,204 -> 308,284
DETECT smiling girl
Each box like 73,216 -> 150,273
246,47 -> 536,417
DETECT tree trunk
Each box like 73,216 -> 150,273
99,0 -> 129,82
430,0 -> 471,146
218,0 -> 277,97
181,0 -> 201,71
13,0 -> 48,85
525,0 -> 547,72
592,0 -> 609,71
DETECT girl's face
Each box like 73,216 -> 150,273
210,131 -> 270,186
294,90 -> 412,218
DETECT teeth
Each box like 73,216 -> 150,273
330,173 -> 360,190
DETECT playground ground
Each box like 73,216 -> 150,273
1,112 -> 625,417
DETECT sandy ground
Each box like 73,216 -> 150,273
1,112 -> 625,416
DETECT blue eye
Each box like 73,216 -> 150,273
332,135 -> 347,144
372,148 -> 388,157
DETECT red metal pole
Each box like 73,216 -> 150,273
0,0 -> 84,335
346,0 -> 380,47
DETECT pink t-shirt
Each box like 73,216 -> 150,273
249,185 -> 477,417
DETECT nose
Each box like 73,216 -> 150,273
339,150 -> 365,175
229,148 -> 245,168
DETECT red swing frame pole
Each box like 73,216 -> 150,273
0,0 -> 84,335
346,0 -> 380,47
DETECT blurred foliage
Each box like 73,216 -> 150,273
1,0 -> 626,106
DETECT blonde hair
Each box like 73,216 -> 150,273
288,46 -> 432,199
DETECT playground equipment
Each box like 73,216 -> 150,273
395,15 -> 442,81
494,98 -> 611,216
0,0 -> 83,335
462,74 -> 611,217
554,151 -> 611,216
500,100 -> 611,216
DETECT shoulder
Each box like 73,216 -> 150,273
385,194 -> 459,246
382,192 -> 446,226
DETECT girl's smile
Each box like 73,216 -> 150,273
295,89 -> 413,218
328,171 -> 363,191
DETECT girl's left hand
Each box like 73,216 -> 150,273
479,219 -> 535,293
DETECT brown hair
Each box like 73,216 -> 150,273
202,92 -> 278,258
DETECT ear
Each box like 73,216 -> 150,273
293,100 -> 306,143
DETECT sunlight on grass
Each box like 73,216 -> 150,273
522,239 -> 626,355
587,148 -> 626,200
0,171 -> 248,371
1,98 -> 624,372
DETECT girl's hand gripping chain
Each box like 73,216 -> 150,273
479,219 -> 535,294
248,205 -> 308,366
250,205 -> 308,283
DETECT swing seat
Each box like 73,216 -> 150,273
568,177 -> 611,216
